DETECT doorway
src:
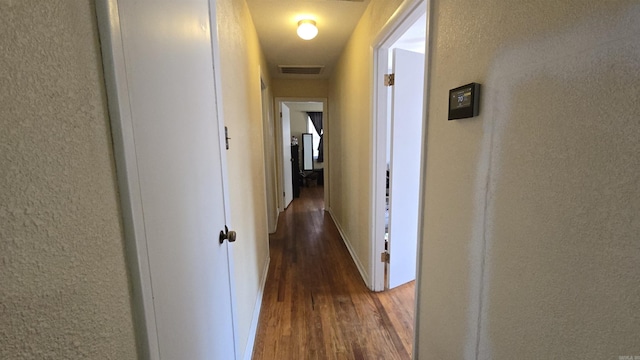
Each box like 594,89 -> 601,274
274,98 -> 328,214
371,0 -> 427,292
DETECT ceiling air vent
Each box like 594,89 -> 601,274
278,65 -> 324,75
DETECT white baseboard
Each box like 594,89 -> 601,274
326,207 -> 370,287
268,208 -> 280,234
243,256 -> 270,360
273,210 -> 280,234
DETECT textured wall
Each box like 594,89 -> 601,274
327,0 -> 404,285
0,1 -> 138,359
418,0 -> 640,358
216,0 -> 271,358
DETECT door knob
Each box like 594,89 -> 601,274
219,225 -> 236,244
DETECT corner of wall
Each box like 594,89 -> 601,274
326,208 -> 371,288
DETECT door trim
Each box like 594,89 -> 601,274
370,1 -> 434,358
95,1 -> 238,358
95,1 -> 159,357
370,0 -> 427,293
259,72 -> 278,234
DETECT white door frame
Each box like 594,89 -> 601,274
95,1 -> 239,358
274,97 -> 329,211
370,0 -> 428,291
280,103 -> 294,208
260,73 -> 278,234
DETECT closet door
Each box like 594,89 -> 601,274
101,0 -> 237,358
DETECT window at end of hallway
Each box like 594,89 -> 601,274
307,116 -> 321,159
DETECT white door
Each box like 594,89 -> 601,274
281,103 -> 293,207
116,1 -> 236,358
387,49 -> 425,289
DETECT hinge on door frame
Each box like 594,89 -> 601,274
224,126 -> 230,150
384,73 -> 395,87
380,251 -> 390,263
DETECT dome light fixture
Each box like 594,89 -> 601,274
297,19 -> 318,40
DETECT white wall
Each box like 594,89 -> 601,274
0,1 -> 137,358
271,79 -> 329,99
417,0 -> 640,358
328,0 -> 404,286
288,108 -> 309,148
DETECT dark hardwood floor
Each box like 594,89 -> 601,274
252,186 -> 415,360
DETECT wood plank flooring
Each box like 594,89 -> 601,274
252,186 -> 415,360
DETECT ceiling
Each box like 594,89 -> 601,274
246,0 -> 371,79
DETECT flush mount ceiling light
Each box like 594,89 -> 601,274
297,19 -> 318,40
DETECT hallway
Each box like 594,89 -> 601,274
252,186 -> 415,359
